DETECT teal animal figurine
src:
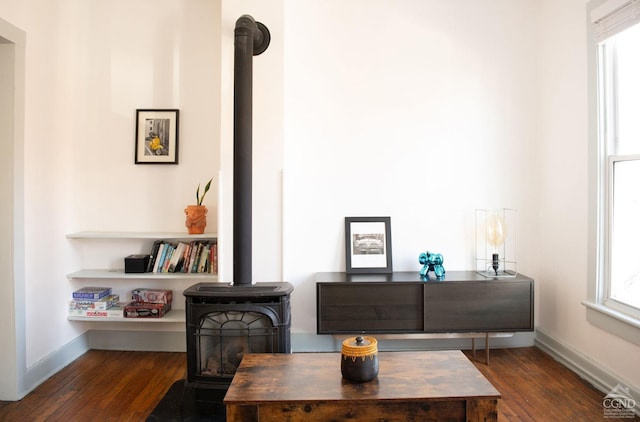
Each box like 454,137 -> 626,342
419,251 -> 445,278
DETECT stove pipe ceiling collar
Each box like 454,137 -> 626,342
233,15 -> 270,286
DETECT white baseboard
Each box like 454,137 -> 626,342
24,333 -> 90,399
535,328 -> 639,416
21,329 -> 186,400
88,330 -> 187,352
292,331 -> 536,352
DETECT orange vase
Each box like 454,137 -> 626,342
185,205 -> 208,234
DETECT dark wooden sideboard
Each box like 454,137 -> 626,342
316,271 -> 534,335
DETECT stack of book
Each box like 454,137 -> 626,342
146,240 -> 217,274
124,288 -> 172,318
68,287 -> 126,318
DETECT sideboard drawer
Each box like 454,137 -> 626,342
317,283 -> 423,333
422,281 -> 533,332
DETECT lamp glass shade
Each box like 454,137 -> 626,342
475,208 -> 517,277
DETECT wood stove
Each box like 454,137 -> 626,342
179,16 -> 293,413
184,282 -> 293,391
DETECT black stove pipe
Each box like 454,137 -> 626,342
233,15 -> 270,286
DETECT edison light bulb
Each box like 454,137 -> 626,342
487,213 -> 507,275
487,214 -> 507,249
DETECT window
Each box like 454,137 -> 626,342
585,0 -> 640,345
600,22 -> 640,316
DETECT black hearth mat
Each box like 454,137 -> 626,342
146,380 -> 226,422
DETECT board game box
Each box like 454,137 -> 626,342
72,287 -> 112,300
68,303 -> 128,318
131,288 -> 172,304
69,294 -> 120,311
124,302 -> 171,318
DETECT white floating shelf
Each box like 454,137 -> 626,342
67,309 -> 185,323
66,231 -> 217,240
67,269 -> 218,280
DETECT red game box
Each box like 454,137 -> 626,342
124,302 -> 171,318
131,288 -> 173,304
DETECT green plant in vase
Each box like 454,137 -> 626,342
185,178 -> 213,234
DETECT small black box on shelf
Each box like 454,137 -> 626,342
125,254 -> 150,273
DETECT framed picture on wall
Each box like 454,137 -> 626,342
345,216 -> 393,274
135,109 -> 179,164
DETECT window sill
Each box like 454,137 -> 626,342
582,301 -> 640,346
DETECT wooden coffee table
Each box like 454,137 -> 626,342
224,350 -> 500,421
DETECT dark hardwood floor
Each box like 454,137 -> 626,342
0,347 -> 636,421
463,348 -> 638,421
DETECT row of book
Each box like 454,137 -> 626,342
147,240 -> 217,274
68,287 -> 172,318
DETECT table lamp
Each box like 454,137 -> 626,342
475,208 -> 517,277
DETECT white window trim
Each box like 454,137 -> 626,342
592,0 -> 640,42
592,0 -> 634,22
584,0 -> 640,346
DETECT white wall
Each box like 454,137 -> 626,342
282,0 -> 541,335
0,0 -> 222,373
536,0 -> 640,389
